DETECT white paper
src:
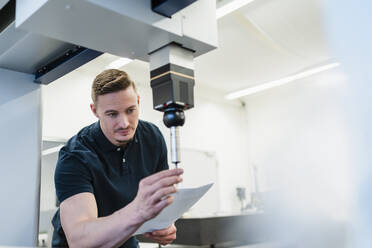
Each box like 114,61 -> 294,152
134,183 -> 213,235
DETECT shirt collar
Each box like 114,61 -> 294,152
92,121 -> 138,152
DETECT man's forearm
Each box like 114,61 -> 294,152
67,203 -> 143,248
63,168 -> 183,247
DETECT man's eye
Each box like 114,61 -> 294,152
108,113 -> 117,117
127,108 -> 135,114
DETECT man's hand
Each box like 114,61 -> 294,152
144,224 -> 177,246
129,168 -> 183,224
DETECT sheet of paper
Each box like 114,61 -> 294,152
134,183 -> 213,235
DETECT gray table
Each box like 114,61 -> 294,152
137,213 -> 271,247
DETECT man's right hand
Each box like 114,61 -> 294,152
130,168 -> 183,223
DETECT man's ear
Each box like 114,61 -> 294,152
90,103 -> 99,118
137,95 -> 140,105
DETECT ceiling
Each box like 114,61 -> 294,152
195,0 -> 332,93
0,0 -> 333,94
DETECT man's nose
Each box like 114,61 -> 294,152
118,114 -> 129,128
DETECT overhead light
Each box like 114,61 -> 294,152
225,62 -> 340,100
42,145 -> 64,156
105,57 -> 133,70
216,0 -> 255,19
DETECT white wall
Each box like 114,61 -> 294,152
180,85 -> 250,213
242,67 -> 353,246
243,67 -> 353,218
41,62 -> 251,213
40,152 -> 59,211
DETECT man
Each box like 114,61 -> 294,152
51,69 -> 183,247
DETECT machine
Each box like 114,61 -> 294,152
149,43 -> 195,167
0,0 -> 217,246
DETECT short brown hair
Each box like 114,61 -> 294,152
91,69 -> 137,104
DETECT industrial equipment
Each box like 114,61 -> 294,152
0,0 -> 217,245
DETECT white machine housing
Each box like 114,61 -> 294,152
16,0 -> 217,61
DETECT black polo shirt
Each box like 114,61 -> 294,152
51,120 -> 169,248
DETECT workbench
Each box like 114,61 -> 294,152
137,212 -> 271,247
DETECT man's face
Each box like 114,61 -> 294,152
90,86 -> 140,146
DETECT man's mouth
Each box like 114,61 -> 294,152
116,129 -> 131,136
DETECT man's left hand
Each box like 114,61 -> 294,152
144,224 -> 177,246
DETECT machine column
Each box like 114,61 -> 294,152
0,68 -> 42,246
